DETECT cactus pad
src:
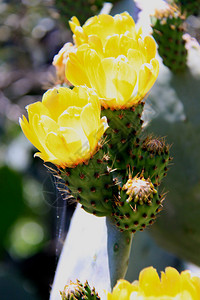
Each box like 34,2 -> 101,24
151,5 -> 187,73
130,137 -> 172,186
112,174 -> 164,232
102,102 -> 144,171
57,147 -> 117,217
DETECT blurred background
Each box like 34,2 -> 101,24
0,0 -> 74,298
0,0 -> 200,299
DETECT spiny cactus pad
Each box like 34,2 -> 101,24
130,137 -> 172,186
151,5 -> 187,73
112,174 -> 164,233
102,102 -> 144,171
60,280 -> 100,300
57,148 -> 117,217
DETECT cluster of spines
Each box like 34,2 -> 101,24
57,148 -> 118,217
151,4 -> 187,73
60,280 -> 100,300
112,174 -> 165,233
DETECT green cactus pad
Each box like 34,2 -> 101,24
130,136 -> 172,186
56,147 -> 117,217
112,175 -> 164,232
151,5 -> 187,73
60,280 -> 100,300
101,102 -> 144,171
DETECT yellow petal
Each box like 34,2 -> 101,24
127,49 -> 146,73
66,46 -> 91,87
42,87 -> 73,121
144,35 -> 157,62
181,271 -> 200,300
61,127 -> 90,163
138,266 -> 161,296
104,35 -> 121,58
161,267 -> 181,296
40,115 -> 59,134
26,101 -> 50,123
45,132 -> 69,163
101,56 -> 137,107
88,35 -> 103,56
58,106 -> 82,130
19,115 -> 42,152
74,85 -> 95,109
82,49 -> 106,98
138,58 -> 159,99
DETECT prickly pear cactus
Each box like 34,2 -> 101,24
151,5 -> 187,73
112,174 -> 163,233
60,280 -> 100,300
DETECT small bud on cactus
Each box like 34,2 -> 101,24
60,280 -> 100,300
113,174 -> 164,233
122,175 -> 157,204
151,4 -> 187,73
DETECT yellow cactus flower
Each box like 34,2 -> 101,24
19,86 -> 108,168
69,12 -> 141,47
66,12 -> 159,109
107,267 -> 200,300
52,42 -> 76,85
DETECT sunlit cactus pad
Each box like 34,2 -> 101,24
151,5 -> 187,73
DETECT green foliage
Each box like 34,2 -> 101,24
0,166 -> 24,254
